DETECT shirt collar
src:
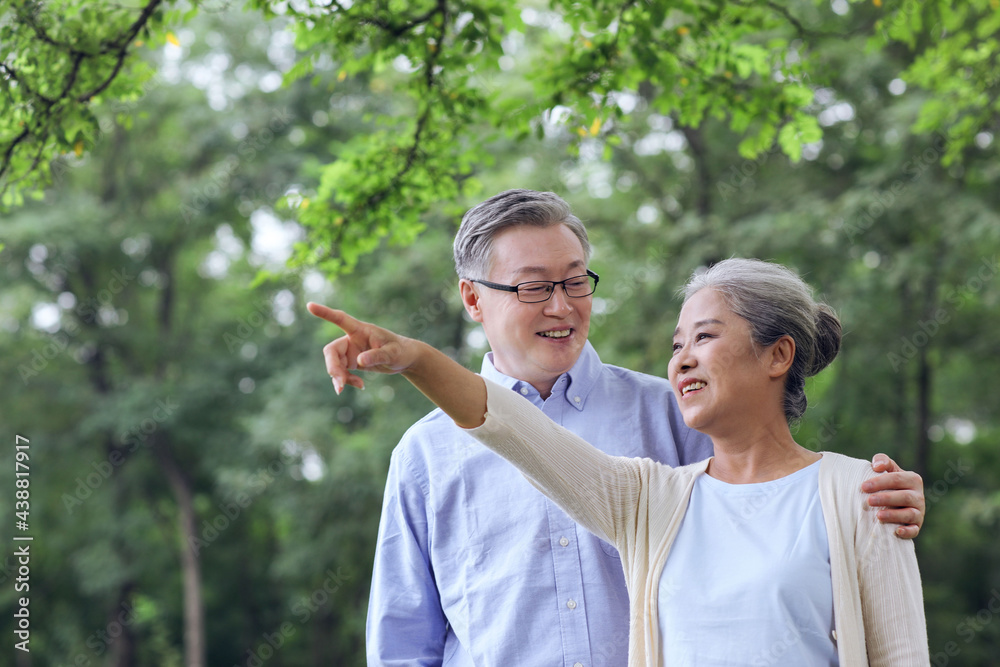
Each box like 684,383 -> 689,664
479,340 -> 602,411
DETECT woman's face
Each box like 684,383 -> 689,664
668,288 -> 784,436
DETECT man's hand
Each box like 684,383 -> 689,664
863,454 -> 925,539
307,302 -> 417,394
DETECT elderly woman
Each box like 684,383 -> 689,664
309,258 -> 928,666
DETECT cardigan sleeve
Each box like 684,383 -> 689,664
855,497 -> 930,665
463,377 -> 657,548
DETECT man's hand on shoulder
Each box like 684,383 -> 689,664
862,454 -> 925,539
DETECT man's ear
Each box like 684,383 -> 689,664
459,279 -> 484,323
767,335 -> 796,378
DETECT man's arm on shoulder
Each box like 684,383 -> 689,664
367,444 -> 449,666
862,454 -> 925,539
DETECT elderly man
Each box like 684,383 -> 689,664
352,189 -> 924,666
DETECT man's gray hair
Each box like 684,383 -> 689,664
453,189 -> 591,279
681,258 -> 842,423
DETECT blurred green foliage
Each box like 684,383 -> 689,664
1,1 -> 999,666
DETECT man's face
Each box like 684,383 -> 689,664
461,224 -> 592,397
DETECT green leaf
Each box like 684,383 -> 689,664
778,122 -> 803,162
783,84 -> 814,108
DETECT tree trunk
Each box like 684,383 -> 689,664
915,343 -> 931,481
681,125 -> 713,218
151,248 -> 206,665
155,444 -> 205,667
109,581 -> 137,667
109,442 -> 137,667
76,282 -> 139,666
913,268 -> 940,480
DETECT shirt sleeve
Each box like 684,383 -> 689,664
366,443 -> 448,667
465,377 -> 648,549
677,427 -> 714,467
856,501 -> 930,666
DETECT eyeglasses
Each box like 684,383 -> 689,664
470,270 -> 599,304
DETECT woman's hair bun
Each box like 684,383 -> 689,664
808,304 -> 842,377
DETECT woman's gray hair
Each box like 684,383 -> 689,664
681,258 -> 841,423
453,189 -> 591,279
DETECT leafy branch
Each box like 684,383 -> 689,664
0,0 -> 169,204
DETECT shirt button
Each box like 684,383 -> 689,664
566,599 -> 577,610
831,630 -> 838,641
559,536 -> 569,547
520,387 -> 529,395
573,396 -> 581,403
574,663 -> 584,667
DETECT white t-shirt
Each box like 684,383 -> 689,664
657,459 -> 838,666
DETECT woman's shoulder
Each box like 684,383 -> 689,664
817,452 -> 884,527
819,451 -> 879,483
633,456 -> 711,487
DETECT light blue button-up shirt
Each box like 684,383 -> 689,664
366,341 -> 713,666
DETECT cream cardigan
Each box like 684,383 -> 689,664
467,378 -> 928,666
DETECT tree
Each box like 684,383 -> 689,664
3,1 -> 999,663
559,23 -> 1000,659
0,0 -> 170,205
0,6 -> 493,664
1,7 -> 381,665
5,1 -> 1000,272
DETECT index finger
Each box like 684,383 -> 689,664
307,302 -> 363,334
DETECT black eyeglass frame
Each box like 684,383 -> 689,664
469,269 -> 600,303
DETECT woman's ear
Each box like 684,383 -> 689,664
767,335 -> 796,378
459,279 -> 484,323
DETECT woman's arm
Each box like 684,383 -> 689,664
469,377 -> 650,544
857,506 -> 930,665
308,303 -> 644,544
308,303 -> 487,428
